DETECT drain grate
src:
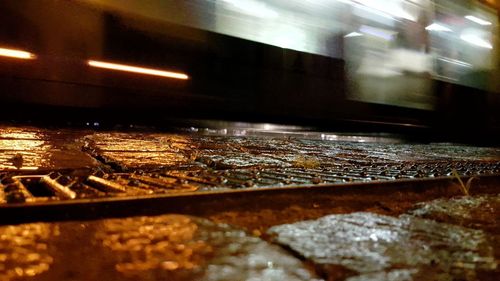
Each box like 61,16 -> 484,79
1,160 -> 499,204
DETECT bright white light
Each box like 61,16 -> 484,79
321,134 -> 338,141
360,25 -> 395,41
345,32 -> 363,38
87,60 -> 189,80
0,47 -> 35,60
222,0 -> 279,19
262,124 -> 274,130
425,23 -> 452,32
460,34 -> 493,49
465,15 -> 492,26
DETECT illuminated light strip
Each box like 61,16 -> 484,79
425,23 -> 452,32
87,60 -> 189,80
345,32 -> 363,38
0,47 -> 35,59
465,15 -> 492,26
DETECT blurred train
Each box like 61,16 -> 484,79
0,0 -> 499,141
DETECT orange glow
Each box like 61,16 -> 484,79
88,60 -> 189,80
0,47 -> 35,60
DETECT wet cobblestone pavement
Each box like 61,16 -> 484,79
0,194 -> 498,281
84,131 -> 500,171
1,125 -> 500,203
2,125 -> 500,174
0,215 -> 321,281
0,127 -> 97,171
1,125 -> 499,280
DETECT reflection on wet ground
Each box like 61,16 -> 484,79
0,224 -> 57,281
0,215 -> 320,281
2,125 -> 500,174
0,127 -> 97,171
86,132 -> 500,170
84,133 -> 196,170
1,125 -> 500,173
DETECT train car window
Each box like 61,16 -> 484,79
430,0 -> 498,91
343,0 -> 435,110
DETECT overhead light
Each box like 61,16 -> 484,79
345,32 -> 363,38
425,23 -> 452,32
0,47 -> 35,60
465,15 -> 492,26
87,60 -> 189,80
460,34 -> 493,49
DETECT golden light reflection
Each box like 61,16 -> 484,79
88,134 -> 193,168
95,216 -> 211,275
0,224 -> 57,280
0,127 -> 45,170
88,60 -> 189,80
0,47 -> 35,60
0,138 -> 45,170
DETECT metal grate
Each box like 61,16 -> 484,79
1,160 -> 499,204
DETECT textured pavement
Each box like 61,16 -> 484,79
0,125 -> 499,280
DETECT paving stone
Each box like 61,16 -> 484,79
268,212 -> 497,280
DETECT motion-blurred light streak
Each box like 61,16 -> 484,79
0,47 -> 35,60
88,60 -> 189,80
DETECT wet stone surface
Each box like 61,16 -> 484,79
0,214 -> 320,281
2,125 -> 500,174
2,126 -> 500,280
268,211 -> 498,281
409,194 -> 500,232
2,125 -> 500,204
409,194 -> 500,280
86,132 -> 500,170
0,126 -> 97,171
